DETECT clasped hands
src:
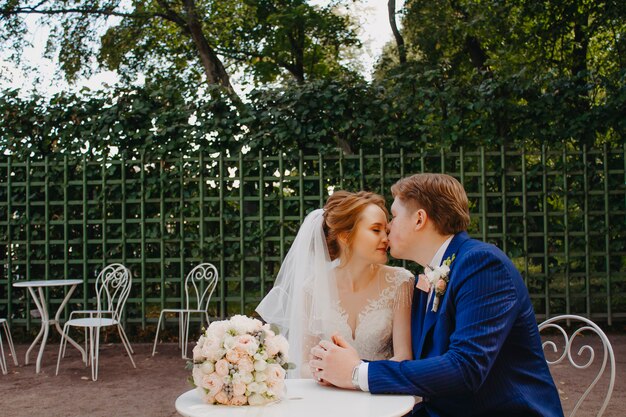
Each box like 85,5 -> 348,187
309,333 -> 361,389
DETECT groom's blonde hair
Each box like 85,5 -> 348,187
391,174 -> 470,235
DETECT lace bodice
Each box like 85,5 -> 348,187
330,266 -> 414,361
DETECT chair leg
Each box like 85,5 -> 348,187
183,312 -> 192,359
117,325 -> 136,369
56,323 -> 70,376
89,327 -> 99,381
151,311 -> 166,356
2,321 -> 18,366
118,323 -> 134,355
0,334 -> 7,375
178,313 -> 184,350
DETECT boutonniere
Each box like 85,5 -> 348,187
426,255 -> 455,312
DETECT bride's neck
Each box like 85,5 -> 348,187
335,258 -> 377,292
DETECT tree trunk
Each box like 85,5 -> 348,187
465,36 -> 489,71
182,0 -> 235,92
388,0 -> 406,64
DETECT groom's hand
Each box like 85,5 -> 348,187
309,333 -> 361,389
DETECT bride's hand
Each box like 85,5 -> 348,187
309,333 -> 360,389
307,352 -> 333,386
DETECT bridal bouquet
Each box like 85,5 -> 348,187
190,315 -> 290,406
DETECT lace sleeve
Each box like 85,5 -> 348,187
392,268 -> 415,311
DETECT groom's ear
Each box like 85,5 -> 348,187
414,209 -> 428,231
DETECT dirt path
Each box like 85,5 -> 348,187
1,336 -> 624,417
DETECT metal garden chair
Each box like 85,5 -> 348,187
56,263 -> 136,381
539,314 -> 615,417
0,318 -> 18,374
152,263 -> 219,359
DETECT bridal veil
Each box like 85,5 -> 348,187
256,209 -> 338,377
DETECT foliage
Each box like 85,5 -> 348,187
0,0 -> 361,90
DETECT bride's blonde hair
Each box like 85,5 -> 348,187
322,190 -> 388,262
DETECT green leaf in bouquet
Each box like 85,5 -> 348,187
282,362 -> 297,371
185,360 -> 194,371
270,323 -> 281,335
187,375 -> 196,387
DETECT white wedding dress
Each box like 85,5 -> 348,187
325,265 -> 414,361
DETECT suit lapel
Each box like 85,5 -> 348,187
411,287 -> 428,357
415,232 -> 470,358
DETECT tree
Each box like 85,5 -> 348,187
0,0 -> 360,95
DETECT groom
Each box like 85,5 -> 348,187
310,174 -> 564,416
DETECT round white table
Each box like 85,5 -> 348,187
175,379 -> 415,417
13,279 -> 85,373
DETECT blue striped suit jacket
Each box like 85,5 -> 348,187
368,232 -> 564,416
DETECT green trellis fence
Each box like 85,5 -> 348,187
1,144 -> 625,336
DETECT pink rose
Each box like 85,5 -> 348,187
226,348 -> 246,364
238,357 -> 254,374
264,337 -> 280,357
232,381 -> 247,397
201,373 -> 224,395
230,395 -> 248,406
214,390 -> 229,405
265,363 -> 286,387
235,334 -> 259,355
215,359 -> 230,377
436,279 -> 447,294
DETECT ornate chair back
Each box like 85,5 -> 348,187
539,314 -> 615,417
183,263 -> 219,313
94,263 -> 132,322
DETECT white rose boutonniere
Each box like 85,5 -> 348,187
425,255 -> 455,313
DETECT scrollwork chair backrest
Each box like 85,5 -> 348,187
538,314 -> 615,417
184,263 -> 219,312
94,263 -> 132,322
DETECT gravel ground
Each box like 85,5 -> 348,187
0,335 -> 624,417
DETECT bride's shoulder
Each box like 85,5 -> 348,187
377,265 -> 414,284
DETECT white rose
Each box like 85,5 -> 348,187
247,382 -> 260,393
196,386 -> 215,404
223,334 -> 237,350
192,366 -> 204,387
275,335 -> 289,357
254,359 -> 267,372
439,264 -> 450,275
192,344 -> 204,361
200,361 -> 215,374
206,320 -> 227,339
248,393 -> 267,406
254,371 -> 268,382
207,347 -> 226,362
241,373 -> 254,384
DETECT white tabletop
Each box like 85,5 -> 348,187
176,379 -> 415,417
13,279 -> 83,288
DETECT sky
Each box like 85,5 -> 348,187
0,0 -> 404,96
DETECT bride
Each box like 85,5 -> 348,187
256,191 -> 414,377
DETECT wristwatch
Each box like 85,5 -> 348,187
351,362 -> 362,390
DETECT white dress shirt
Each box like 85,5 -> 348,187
356,236 -> 453,392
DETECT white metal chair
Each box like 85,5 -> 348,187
539,314 -> 615,417
0,318 -> 18,374
56,263 -> 136,381
152,263 -> 219,359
